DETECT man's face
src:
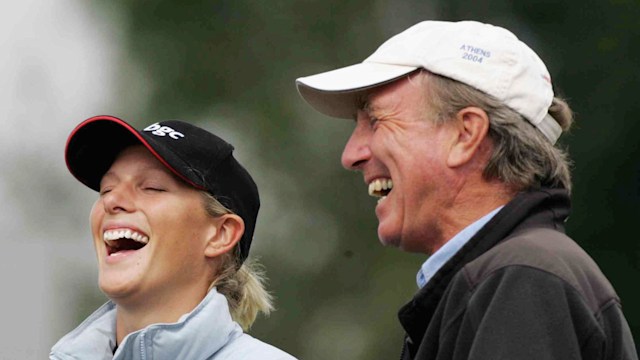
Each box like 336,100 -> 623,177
90,145 -> 217,306
341,76 -> 458,254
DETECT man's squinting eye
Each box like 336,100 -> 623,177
369,116 -> 380,128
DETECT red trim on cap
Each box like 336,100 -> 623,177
65,115 -> 206,191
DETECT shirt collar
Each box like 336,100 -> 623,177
416,206 -> 503,288
50,288 -> 243,360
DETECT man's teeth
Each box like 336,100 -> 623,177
368,178 -> 393,197
103,229 -> 149,244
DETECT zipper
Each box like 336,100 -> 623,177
399,336 -> 411,360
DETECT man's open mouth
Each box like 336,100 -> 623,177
368,178 -> 393,198
103,229 -> 149,256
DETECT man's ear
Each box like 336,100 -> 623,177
204,214 -> 245,259
447,106 -> 490,168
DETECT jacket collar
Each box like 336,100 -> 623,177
397,188 -> 570,346
51,288 -> 243,360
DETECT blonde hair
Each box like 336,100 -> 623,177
417,70 -> 574,193
201,192 -> 274,330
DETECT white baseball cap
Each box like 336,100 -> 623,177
296,20 -> 562,144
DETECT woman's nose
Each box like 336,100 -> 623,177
102,185 -> 135,214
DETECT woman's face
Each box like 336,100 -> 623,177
90,145 -> 218,307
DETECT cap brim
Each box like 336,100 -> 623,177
65,116 -> 200,192
296,62 -> 418,119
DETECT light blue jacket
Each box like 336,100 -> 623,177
50,289 -> 296,360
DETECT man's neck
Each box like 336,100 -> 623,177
432,178 -> 515,254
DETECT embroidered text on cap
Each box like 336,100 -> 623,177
144,123 -> 185,139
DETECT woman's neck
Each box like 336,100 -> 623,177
114,286 -> 208,345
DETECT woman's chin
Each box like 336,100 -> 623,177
98,274 -> 142,301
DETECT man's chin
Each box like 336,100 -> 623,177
377,228 -> 401,248
378,229 -> 429,254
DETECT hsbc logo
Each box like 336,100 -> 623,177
143,123 -> 185,139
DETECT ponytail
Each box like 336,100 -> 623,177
209,256 -> 274,330
201,191 -> 274,330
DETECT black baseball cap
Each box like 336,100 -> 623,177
65,115 -> 260,264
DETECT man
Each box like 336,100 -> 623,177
295,20 -> 637,359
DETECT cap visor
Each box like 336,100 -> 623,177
64,116 -> 148,191
65,116 -> 203,192
296,62 -> 418,118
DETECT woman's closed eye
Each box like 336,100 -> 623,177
143,185 -> 167,192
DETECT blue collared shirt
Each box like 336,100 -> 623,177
416,206 -> 503,288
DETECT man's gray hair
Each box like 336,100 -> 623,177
418,70 -> 574,193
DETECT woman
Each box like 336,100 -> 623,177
51,115 -> 296,359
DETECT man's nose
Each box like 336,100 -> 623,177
341,120 -> 372,171
102,184 -> 135,214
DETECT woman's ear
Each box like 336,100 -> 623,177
447,106 -> 491,168
204,214 -> 245,258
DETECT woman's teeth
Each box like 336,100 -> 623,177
103,229 -> 149,245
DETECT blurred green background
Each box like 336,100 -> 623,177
2,0 -> 638,358
86,1 -> 640,358
75,0 -> 640,358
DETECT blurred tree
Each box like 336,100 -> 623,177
82,0 -> 640,358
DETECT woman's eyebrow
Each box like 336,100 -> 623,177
99,171 -> 118,187
100,165 -> 170,184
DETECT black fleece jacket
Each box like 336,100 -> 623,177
399,189 -> 637,360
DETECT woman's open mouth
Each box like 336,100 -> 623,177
103,229 -> 149,256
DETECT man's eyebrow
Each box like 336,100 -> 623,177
356,95 -> 374,115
